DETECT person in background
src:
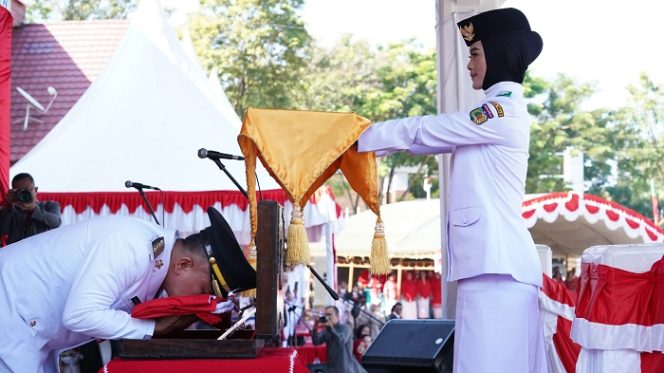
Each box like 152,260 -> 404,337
387,302 -> 403,321
353,324 -> 371,361
382,273 -> 398,317
0,173 -> 61,246
430,272 -> 443,319
416,271 -> 432,319
312,306 -> 367,373
400,271 -> 417,319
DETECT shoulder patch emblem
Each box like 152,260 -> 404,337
497,91 -> 512,97
469,107 -> 487,125
489,102 -> 505,117
152,237 -> 165,258
470,104 -> 496,125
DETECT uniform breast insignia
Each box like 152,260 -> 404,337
154,259 -> 164,269
152,237 -> 165,258
470,104 -> 494,125
497,91 -> 512,97
489,102 -> 505,117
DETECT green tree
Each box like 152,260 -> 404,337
188,0 -> 311,116
525,74 -> 617,195
605,73 -> 664,217
62,0 -> 136,20
24,0 -> 137,21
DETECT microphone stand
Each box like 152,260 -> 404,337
286,304 -> 311,347
137,187 -> 160,225
212,158 -> 249,200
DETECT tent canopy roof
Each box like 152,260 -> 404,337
335,193 -> 664,259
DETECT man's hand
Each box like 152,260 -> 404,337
153,314 -> 197,337
15,200 -> 37,212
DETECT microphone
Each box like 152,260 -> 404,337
198,148 -> 244,161
125,180 -> 161,191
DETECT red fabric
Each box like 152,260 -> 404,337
541,274 -> 576,307
39,190 -> 286,214
131,294 -> 227,326
0,8 -> 11,202
642,351 -> 664,373
552,316 -> 581,373
38,185 -> 340,216
400,279 -> 417,301
416,279 -> 432,298
357,270 -> 369,286
430,277 -> 442,305
576,256 -> 664,326
131,294 -> 220,319
101,347 -> 308,373
295,344 -> 327,365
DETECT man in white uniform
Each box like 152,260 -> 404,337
0,207 -> 256,372
358,8 -> 548,372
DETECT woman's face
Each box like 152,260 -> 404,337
467,41 -> 486,90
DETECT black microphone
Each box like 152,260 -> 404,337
125,180 -> 161,191
198,148 -> 244,161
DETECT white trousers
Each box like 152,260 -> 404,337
401,300 -> 417,319
453,274 -> 548,373
417,297 -> 430,319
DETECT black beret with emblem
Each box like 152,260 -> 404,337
200,206 -> 256,297
458,8 -> 543,90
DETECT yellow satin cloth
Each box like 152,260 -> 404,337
237,108 -> 382,264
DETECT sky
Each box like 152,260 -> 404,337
300,0 -> 664,109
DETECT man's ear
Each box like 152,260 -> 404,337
174,255 -> 194,274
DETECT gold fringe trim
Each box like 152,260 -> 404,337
370,217 -> 390,274
286,204 -> 310,266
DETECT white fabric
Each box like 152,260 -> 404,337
571,318 -> 664,353
539,283 -> 576,373
58,196 -> 339,245
0,216 -> 175,372
432,305 -> 443,319
454,274 -> 548,373
576,348 -> 641,373
416,297 -> 430,319
580,243 -> 664,273
358,82 -> 542,287
401,300 -> 417,320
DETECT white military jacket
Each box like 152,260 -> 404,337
0,215 -> 177,365
358,81 -> 542,287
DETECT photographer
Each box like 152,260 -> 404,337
312,305 -> 366,373
0,173 -> 61,246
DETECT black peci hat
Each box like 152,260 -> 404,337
199,206 -> 256,298
458,8 -> 543,89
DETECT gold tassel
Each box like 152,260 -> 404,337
286,204 -> 310,266
370,217 -> 390,274
241,241 -> 257,297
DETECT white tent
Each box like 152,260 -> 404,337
335,194 -> 664,259
10,0 -> 340,242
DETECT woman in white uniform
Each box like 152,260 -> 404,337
358,8 -> 548,373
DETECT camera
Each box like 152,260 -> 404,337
318,315 -> 328,323
14,189 -> 33,203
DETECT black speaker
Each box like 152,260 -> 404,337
361,319 -> 454,373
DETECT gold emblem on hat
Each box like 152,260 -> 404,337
460,22 -> 475,42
